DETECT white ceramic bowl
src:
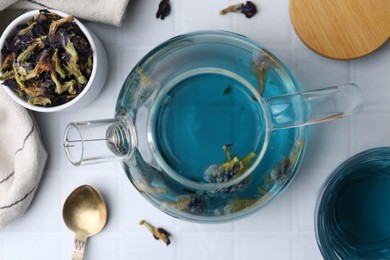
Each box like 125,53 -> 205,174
0,10 -> 108,112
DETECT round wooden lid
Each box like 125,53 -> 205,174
290,0 -> 390,60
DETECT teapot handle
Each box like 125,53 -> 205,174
264,83 -> 363,130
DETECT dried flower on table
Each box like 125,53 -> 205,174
139,220 -> 171,246
156,0 -> 171,20
0,9 -> 93,107
220,1 -> 258,18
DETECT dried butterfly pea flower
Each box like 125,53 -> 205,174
270,138 -> 304,185
16,43 -> 37,63
48,15 -> 74,43
220,1 -> 258,18
17,22 -> 36,36
156,0 -> 171,20
0,9 -> 93,107
0,53 -> 14,71
52,48 -> 66,78
162,193 -> 209,215
250,51 -> 274,97
139,220 -> 171,246
204,145 -> 256,196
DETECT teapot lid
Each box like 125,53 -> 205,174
290,0 -> 389,60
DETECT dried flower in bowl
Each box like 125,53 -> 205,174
0,9 -> 93,107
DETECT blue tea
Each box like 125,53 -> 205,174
153,69 -> 266,181
115,31 -> 306,221
316,148 -> 390,259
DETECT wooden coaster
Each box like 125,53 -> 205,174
290,0 -> 390,60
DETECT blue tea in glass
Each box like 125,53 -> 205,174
316,147 -> 390,259
114,31 -> 305,222
63,31 -> 363,223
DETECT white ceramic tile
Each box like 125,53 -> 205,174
237,235 -> 292,260
353,108 -> 390,151
0,236 -> 3,260
294,168 -> 329,231
120,233 -> 176,260
234,0 -> 292,46
119,177 -> 176,233
297,235 -> 323,260
119,0 -> 175,48
177,221 -> 234,233
4,234 -> 61,260
180,233 -> 235,260
175,0 -> 234,33
35,113 -> 65,169
290,49 -> 350,91
351,50 -> 390,107
298,121 -> 350,173
84,22 -> 122,49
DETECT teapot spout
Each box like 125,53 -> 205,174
63,115 -> 136,166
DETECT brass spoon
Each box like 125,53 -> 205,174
63,185 -> 107,260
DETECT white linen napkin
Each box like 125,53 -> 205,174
0,0 -> 131,26
0,87 -> 47,228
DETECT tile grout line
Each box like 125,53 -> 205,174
173,0 -> 181,35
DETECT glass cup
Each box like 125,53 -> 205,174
315,147 -> 390,259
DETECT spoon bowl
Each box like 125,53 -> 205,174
63,185 -> 107,259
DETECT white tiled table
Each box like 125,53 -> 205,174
0,1 -> 389,259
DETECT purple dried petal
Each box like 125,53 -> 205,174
57,28 -> 69,48
36,48 -> 50,62
156,0 -> 171,20
3,79 -> 19,90
15,34 -> 32,44
35,9 -> 50,24
72,37 -> 92,61
71,36 -> 83,49
39,81 -> 56,95
19,62 -> 35,71
31,23 -> 45,38
4,38 -> 18,53
15,24 -> 28,34
237,1 -> 257,18
59,49 -> 70,62
64,22 -> 83,36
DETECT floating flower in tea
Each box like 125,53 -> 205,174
250,51 -> 273,97
204,145 -> 256,196
270,138 -> 304,185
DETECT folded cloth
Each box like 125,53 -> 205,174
0,0 -> 131,26
0,87 -> 47,228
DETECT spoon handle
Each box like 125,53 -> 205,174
72,238 -> 87,260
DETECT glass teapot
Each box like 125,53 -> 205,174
63,31 -> 363,223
